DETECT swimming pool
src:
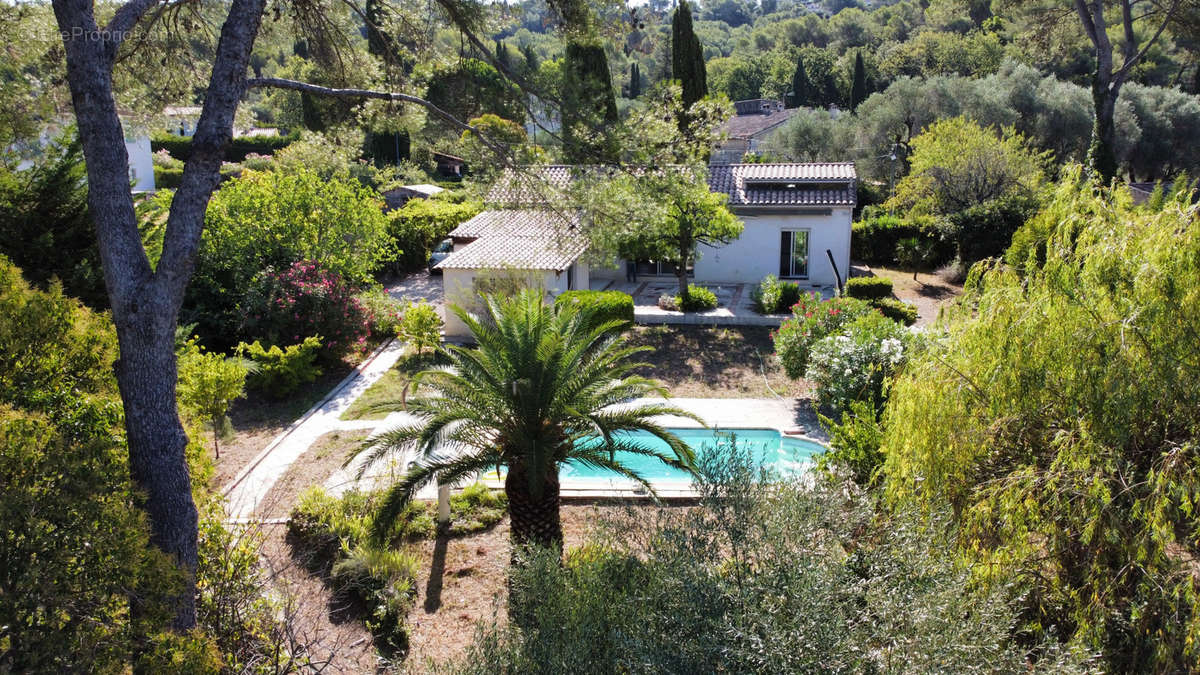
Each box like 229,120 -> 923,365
562,427 -> 825,484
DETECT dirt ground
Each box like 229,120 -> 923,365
867,265 -> 964,327
213,364 -> 354,489
256,430 -> 367,520
626,324 -> 811,399
401,504 -> 659,673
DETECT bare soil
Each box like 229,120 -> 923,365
401,503 -> 662,673
867,265 -> 964,326
213,364 -> 355,489
256,431 -> 368,520
626,324 -> 811,398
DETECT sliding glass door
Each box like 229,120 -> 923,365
779,230 -> 809,279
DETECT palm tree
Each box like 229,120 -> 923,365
350,290 -> 701,556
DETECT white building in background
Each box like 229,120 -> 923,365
436,163 -> 856,338
12,119 -> 155,193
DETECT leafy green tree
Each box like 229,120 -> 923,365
188,167 -> 390,344
0,256 -> 178,670
672,0 -> 708,108
424,59 -> 525,136
351,291 -> 699,556
882,169 -> 1200,669
890,116 -> 1046,214
395,301 -> 442,356
850,50 -> 868,111
177,339 -> 250,459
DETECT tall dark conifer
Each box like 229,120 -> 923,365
629,62 -> 642,98
788,55 -> 809,108
850,51 -> 867,112
562,40 -> 619,163
671,1 -> 707,108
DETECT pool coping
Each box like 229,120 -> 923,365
478,426 -> 829,500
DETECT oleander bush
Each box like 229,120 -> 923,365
555,290 -> 635,327
807,312 -> 910,414
845,276 -> 894,300
773,293 -> 875,378
241,262 -> 370,360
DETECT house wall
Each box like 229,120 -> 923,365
125,135 -> 155,192
694,208 -> 852,287
441,266 -> 584,338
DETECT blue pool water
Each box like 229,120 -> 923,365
561,428 -> 824,483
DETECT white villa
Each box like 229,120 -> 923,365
435,162 -> 857,337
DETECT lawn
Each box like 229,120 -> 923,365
340,350 -> 447,421
626,324 -> 807,398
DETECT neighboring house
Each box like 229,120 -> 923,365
434,152 -> 466,177
164,105 -> 202,137
711,99 -> 798,164
12,119 -> 154,193
436,209 -> 589,337
381,183 -> 445,211
436,163 -> 856,337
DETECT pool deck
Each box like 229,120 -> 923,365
325,396 -> 828,501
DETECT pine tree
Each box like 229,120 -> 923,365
788,55 -> 809,108
365,0 -> 391,58
850,51 -> 868,112
671,1 -> 707,108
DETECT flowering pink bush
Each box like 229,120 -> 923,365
772,292 -> 876,379
241,261 -> 369,360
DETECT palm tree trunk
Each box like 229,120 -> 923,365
504,459 -> 563,557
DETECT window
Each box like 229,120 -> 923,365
779,230 -> 809,278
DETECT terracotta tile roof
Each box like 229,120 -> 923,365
437,209 -> 587,271
488,163 -> 857,208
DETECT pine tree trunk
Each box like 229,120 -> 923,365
116,315 -> 200,629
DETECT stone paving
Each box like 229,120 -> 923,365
592,278 -> 834,327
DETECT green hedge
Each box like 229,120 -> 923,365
151,131 -> 300,162
556,290 -> 635,327
947,194 -> 1040,263
871,298 -> 918,325
154,164 -> 240,190
845,276 -> 894,300
852,214 -> 951,266
386,197 -> 482,273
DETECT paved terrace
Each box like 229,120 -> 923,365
591,278 -> 835,326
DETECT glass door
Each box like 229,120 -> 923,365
779,230 -> 809,279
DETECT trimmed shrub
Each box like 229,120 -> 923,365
779,281 -> 802,309
871,298 -> 918,325
151,130 -> 299,162
236,337 -> 323,398
240,262 -> 370,360
555,290 -> 635,327
845,276 -> 894,300
851,214 -> 951,265
752,275 -> 804,314
154,165 -> 183,189
677,285 -> 718,312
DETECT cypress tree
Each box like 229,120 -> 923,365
629,62 -> 642,98
850,51 -> 867,112
788,55 -> 809,108
671,1 -> 707,108
521,43 -> 538,75
562,40 -> 619,163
